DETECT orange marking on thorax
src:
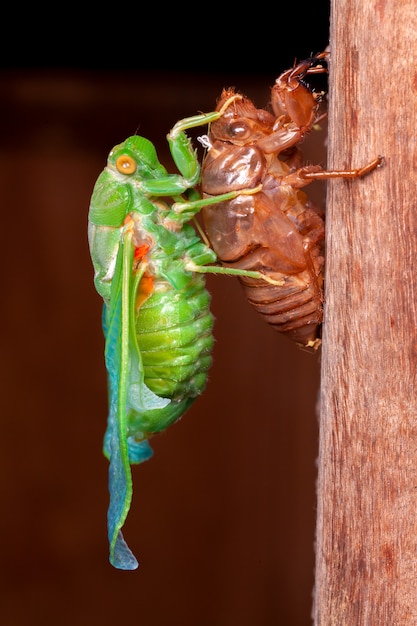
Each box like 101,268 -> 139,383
134,243 -> 150,262
136,274 -> 154,310
133,242 -> 154,310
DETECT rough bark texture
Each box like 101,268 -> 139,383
314,1 -> 417,624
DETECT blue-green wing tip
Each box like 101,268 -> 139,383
110,531 -> 139,570
127,437 -> 154,463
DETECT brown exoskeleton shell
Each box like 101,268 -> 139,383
200,52 -> 382,350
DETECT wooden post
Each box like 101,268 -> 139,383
313,1 -> 417,623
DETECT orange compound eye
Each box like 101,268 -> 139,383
115,154 -> 137,175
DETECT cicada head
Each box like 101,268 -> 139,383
108,135 -> 168,180
209,88 -> 275,146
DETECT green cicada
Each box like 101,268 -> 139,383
88,99 -> 270,570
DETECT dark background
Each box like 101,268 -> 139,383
1,5 -> 330,625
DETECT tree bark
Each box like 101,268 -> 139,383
313,1 -> 417,624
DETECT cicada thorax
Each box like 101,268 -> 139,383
201,83 -> 325,350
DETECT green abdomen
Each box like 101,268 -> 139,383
131,275 -> 214,434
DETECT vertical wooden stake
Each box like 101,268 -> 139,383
313,1 -> 417,623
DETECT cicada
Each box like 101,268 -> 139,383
198,52 -> 382,350
88,103 -> 275,569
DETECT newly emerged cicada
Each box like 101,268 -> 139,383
198,52 -> 382,350
88,103 -> 278,569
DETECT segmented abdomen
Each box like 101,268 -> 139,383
137,276 -> 214,401
239,269 -> 323,348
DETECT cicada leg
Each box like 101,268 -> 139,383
271,51 -> 329,126
166,95 -> 243,186
281,156 -> 384,188
185,259 -> 285,286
